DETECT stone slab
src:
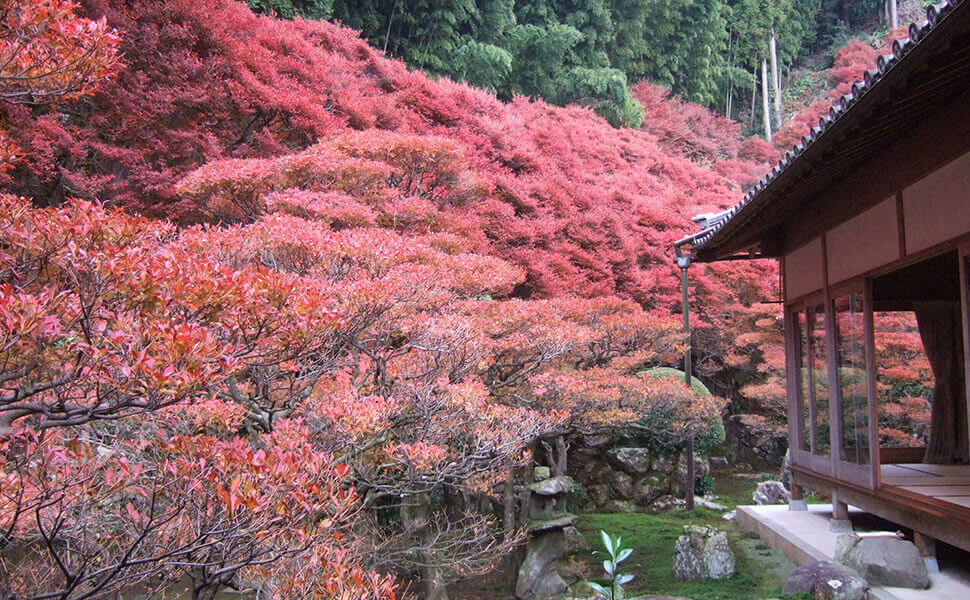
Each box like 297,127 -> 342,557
737,504 -> 970,600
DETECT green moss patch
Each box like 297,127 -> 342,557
575,504 -> 794,600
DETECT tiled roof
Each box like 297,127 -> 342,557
680,0 -> 966,257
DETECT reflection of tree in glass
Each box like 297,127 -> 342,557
810,305 -> 831,455
836,293 -> 869,465
874,312 -> 933,448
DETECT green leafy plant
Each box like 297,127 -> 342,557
696,473 -> 717,497
588,531 -> 634,600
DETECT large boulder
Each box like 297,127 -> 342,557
587,484 -> 608,507
676,453 -> 711,480
572,448 -> 608,485
634,475 -> 669,506
651,455 -> 676,474
834,535 -> 930,589
671,454 -> 711,496
607,447 -> 653,475
783,560 -> 867,600
608,471 -> 635,500
515,528 -> 568,599
673,525 -> 736,581
753,480 -> 791,505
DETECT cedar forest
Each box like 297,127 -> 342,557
0,1 -> 935,599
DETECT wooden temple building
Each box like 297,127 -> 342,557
675,0 -> 970,558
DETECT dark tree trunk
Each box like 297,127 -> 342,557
401,492 -> 450,600
551,436 -> 568,476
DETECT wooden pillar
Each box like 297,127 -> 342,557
830,489 -> 853,533
914,531 -> 940,574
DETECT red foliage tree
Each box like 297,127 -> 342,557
171,132 -> 726,596
0,2 -> 794,597
0,0 -> 119,174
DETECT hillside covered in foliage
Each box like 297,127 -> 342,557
0,0 -> 914,598
241,0 -> 918,130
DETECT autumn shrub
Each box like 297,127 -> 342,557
0,3 -> 790,448
0,131 -> 731,597
0,2 -> 806,596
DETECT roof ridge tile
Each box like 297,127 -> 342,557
682,0 -> 959,254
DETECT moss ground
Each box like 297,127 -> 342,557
453,470 -> 798,599
577,507 -> 791,600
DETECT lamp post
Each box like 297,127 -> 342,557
676,253 -> 695,510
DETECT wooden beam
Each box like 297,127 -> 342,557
865,281 -> 880,490
879,447 -> 927,464
793,467 -> 970,553
780,83 -> 970,255
895,191 -> 906,259
961,244 -> 970,461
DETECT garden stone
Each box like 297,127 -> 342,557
834,534 -> 930,589
576,457 -> 609,487
607,447 -> 653,475
783,560 -> 867,600
710,456 -> 729,469
634,475 -> 668,506
702,529 -> 735,579
753,480 -> 791,505
675,454 -> 710,480
562,526 -> 590,553
515,528 -> 568,599
608,470 -> 635,499
534,466 -> 551,481
587,484 -> 608,507
651,456 -> 676,474
722,510 -> 736,521
530,475 -> 573,496
671,455 -> 710,496
650,495 -> 686,512
694,496 -> 728,511
673,525 -> 736,581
